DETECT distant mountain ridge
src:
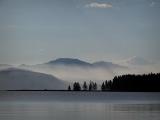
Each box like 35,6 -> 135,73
46,58 -> 92,67
92,61 -> 127,69
45,58 -> 125,69
122,56 -> 152,66
0,64 -> 12,70
0,68 -> 66,90
0,57 -> 154,84
0,57 -> 152,68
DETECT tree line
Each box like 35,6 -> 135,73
68,73 -> 160,91
68,81 -> 97,91
111,73 -> 160,91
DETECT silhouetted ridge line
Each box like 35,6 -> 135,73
47,58 -> 91,66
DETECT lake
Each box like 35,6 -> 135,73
0,91 -> 160,120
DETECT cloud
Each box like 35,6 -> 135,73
85,2 -> 112,9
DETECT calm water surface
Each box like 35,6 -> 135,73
0,91 -> 160,120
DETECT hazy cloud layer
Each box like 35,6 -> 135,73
85,2 -> 112,8
1,57 -> 159,86
19,65 -> 115,83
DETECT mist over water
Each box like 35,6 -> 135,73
18,62 -> 160,83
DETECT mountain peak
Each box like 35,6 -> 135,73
124,56 -> 152,65
93,61 -> 127,69
46,58 -> 91,66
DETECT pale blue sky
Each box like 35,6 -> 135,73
0,0 -> 160,64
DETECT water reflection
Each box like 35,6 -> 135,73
0,92 -> 160,120
0,102 -> 160,120
114,104 -> 160,111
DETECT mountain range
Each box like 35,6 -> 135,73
0,57 -> 155,90
19,58 -> 129,81
43,58 -> 127,69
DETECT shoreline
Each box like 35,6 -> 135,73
0,90 -> 160,92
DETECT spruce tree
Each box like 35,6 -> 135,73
83,81 -> 88,91
89,81 -> 93,91
101,82 -> 106,91
68,85 -> 71,91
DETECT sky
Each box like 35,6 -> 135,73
0,0 -> 160,65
